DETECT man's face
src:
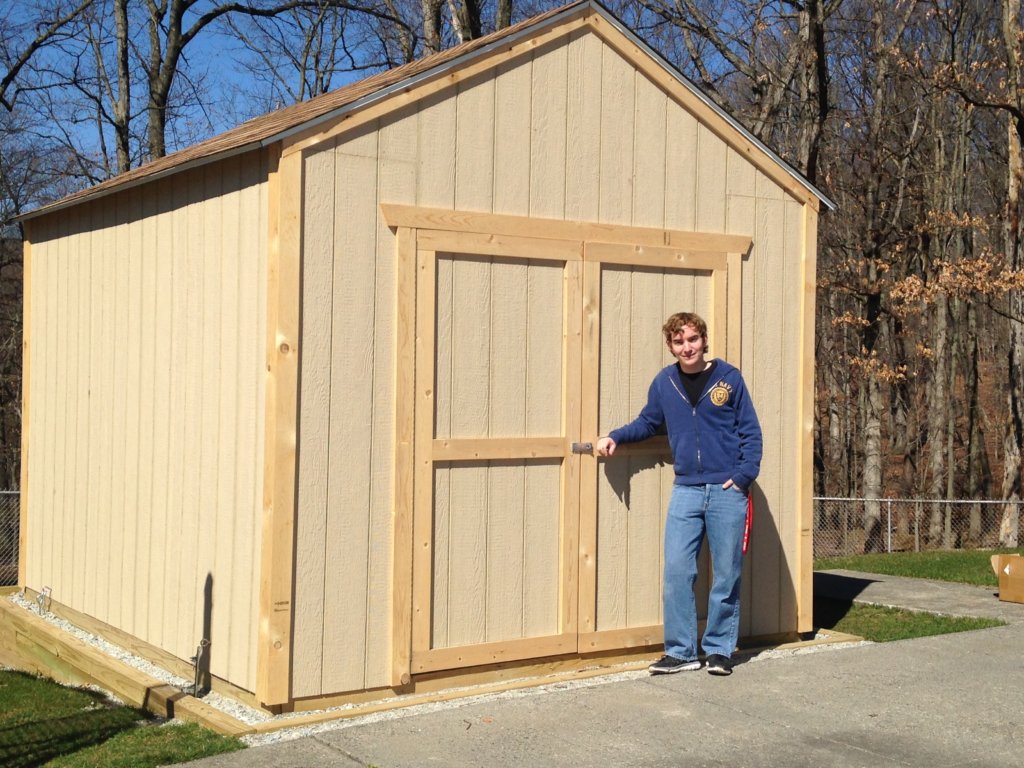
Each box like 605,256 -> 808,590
666,324 -> 707,373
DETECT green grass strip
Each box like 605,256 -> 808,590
0,670 -> 244,768
815,548 -> 1024,587
814,596 -> 1005,642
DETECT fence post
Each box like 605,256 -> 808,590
887,499 -> 892,553
915,501 -> 920,552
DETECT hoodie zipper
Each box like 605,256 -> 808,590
669,374 -> 711,475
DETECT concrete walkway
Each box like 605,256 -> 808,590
182,572 -> 1024,768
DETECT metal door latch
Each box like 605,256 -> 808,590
571,442 -> 593,454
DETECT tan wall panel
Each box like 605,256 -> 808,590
565,29 -> 602,222
525,262 -> 564,435
780,199 -> 805,631
323,130 -> 379,694
664,103 -> 698,231
632,75 -> 667,228
493,57 -> 531,216
530,43 -> 568,219
454,75 -> 494,212
24,157 -> 268,693
748,195 -> 785,637
599,42 -> 635,224
293,145 -> 334,696
366,112 -> 413,687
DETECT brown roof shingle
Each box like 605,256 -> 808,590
23,1 -> 585,219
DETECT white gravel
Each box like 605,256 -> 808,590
5,591 -> 870,746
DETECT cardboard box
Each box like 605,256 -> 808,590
990,554 -> 1024,604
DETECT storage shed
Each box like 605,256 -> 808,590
18,0 -> 833,710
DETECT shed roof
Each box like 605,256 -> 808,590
21,0 -> 834,221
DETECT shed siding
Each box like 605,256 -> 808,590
294,28 -> 809,696
24,156 -> 268,692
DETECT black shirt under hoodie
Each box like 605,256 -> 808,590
679,360 -> 717,405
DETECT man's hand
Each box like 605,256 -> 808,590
722,479 -> 735,490
596,436 -> 617,456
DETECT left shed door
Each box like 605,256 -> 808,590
410,230 -> 584,675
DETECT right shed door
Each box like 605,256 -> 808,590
577,242 -> 739,652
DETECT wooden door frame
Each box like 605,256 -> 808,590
384,204 -> 751,686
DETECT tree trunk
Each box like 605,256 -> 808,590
1000,0 -> 1023,546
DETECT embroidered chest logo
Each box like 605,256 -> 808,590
709,382 -> 732,406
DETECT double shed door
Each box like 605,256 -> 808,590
388,207 -> 747,682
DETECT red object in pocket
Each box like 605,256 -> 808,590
742,493 -> 753,555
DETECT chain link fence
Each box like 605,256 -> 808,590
814,497 -> 1024,558
1,490 -> 18,586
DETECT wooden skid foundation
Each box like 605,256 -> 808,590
1,591 -> 857,737
0,594 -> 252,736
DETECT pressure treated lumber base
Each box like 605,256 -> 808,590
0,591 -> 252,736
1,590 -> 862,737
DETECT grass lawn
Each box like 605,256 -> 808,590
813,596 -> 1005,642
815,547 -> 1024,587
813,548 -> 1019,642
0,669 -> 245,768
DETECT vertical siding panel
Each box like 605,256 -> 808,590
523,463 -> 560,636
417,94 -> 456,208
433,260 -> 454,648
109,199 -> 130,627
749,192 -> 784,637
31,234 -> 50,591
415,88 -> 458,660
565,30 -> 602,222
599,45 -> 635,225
366,113 -> 415,685
54,214 -> 70,599
213,159 -> 240,677
162,178 -> 185,654
492,54 -> 531,642
198,167 -> 222,649
368,123 -> 399,688
695,125 -> 727,232
779,200 -> 804,634
38,230 -> 58,594
325,131 -> 378,693
175,171 -> 203,657
632,77 -> 666,228
493,57 -> 532,217
486,260 -> 527,641
85,209 -> 104,614
151,185 -> 173,650
136,187 -> 158,640
293,146 -> 334,697
73,211 -> 92,610
597,267 -> 629,629
64,210 -> 83,609
664,103 -> 698,231
24,233 -> 45,589
626,269 -> 663,626
234,155 -> 265,689
97,198 -> 118,622
725,161 -> 757,638
530,44 -> 568,219
123,195 -> 144,635
523,263 -> 562,635
455,76 -> 494,212
448,257 -> 490,646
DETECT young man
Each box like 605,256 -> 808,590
596,312 -> 762,677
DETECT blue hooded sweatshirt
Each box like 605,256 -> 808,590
608,359 -> 763,491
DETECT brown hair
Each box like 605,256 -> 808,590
662,312 -> 709,351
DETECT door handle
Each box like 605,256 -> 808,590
571,442 -> 593,454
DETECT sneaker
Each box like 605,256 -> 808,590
706,654 -> 733,676
648,655 -> 702,674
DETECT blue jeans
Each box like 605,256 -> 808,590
663,483 -> 748,660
